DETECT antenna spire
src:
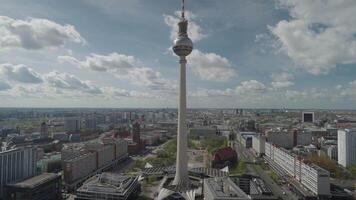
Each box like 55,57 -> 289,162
181,0 -> 185,20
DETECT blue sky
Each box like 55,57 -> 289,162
0,0 -> 355,109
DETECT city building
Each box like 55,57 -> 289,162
63,136 -> 128,189
37,152 -> 62,173
40,122 -> 49,138
265,130 -> 293,149
338,129 -> 356,167
84,141 -> 115,168
230,175 -> 277,200
0,146 -> 37,198
327,145 -> 338,161
265,142 -> 330,196
127,122 -> 145,155
83,117 -> 97,131
211,147 -> 237,169
203,177 -> 250,200
252,134 -> 265,156
4,173 -> 61,200
61,143 -> 85,163
52,132 -> 69,142
63,153 -> 97,184
302,112 -> 315,123
64,117 -> 81,132
132,122 -> 140,144
241,135 -> 253,148
75,173 -> 140,200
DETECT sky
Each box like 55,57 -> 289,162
0,0 -> 355,109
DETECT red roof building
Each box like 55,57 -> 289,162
212,147 -> 238,168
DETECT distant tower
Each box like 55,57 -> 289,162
172,0 -> 193,187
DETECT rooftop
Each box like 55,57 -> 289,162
8,173 -> 60,188
205,177 -> 250,199
77,173 -> 138,195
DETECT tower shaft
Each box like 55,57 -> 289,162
173,56 -> 188,186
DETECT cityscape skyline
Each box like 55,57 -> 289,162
0,0 -> 356,109
0,1 -> 355,200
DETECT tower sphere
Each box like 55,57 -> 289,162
173,20 -> 193,57
173,36 -> 193,57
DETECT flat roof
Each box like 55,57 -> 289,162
8,173 -> 60,188
205,177 -> 250,199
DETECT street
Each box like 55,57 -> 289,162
233,141 -> 299,200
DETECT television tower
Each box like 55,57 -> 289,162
172,0 -> 193,187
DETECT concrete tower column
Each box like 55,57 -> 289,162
173,56 -> 188,186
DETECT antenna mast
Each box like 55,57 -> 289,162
181,0 -> 185,20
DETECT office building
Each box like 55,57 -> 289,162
327,145 -> 338,161
302,112 -> 314,123
4,173 -> 61,200
40,122 -> 49,138
265,130 -> 293,149
64,117 -> 81,132
0,146 -> 37,198
265,142 -> 330,196
63,153 -> 97,184
252,135 -> 265,156
338,129 -> 356,167
83,117 -> 97,131
132,122 -> 140,144
75,173 -> 140,200
63,136 -> 128,185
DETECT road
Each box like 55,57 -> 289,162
233,141 -> 299,200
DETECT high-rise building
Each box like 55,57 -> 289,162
0,146 -> 37,198
40,122 -> 49,138
83,117 -> 97,131
64,117 -> 81,132
132,122 -> 140,144
338,129 -> 356,167
302,112 -> 314,123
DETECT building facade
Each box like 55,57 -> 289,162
0,146 -> 37,199
64,117 -> 81,132
252,135 -> 265,156
63,153 -> 97,184
75,173 -> 140,200
338,129 -> 356,167
265,142 -> 330,196
4,173 -> 61,200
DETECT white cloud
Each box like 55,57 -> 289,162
101,87 -> 154,98
188,50 -> 237,81
0,80 -> 11,91
236,80 -> 266,94
339,80 -> 356,98
270,72 -> 294,89
285,88 -> 326,101
164,11 -> 205,43
0,64 -> 155,100
59,53 -> 177,91
190,88 -> 235,97
43,71 -> 102,94
270,0 -> 356,75
0,16 -> 85,50
0,63 -> 43,83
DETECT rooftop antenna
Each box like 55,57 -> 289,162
181,0 -> 185,20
